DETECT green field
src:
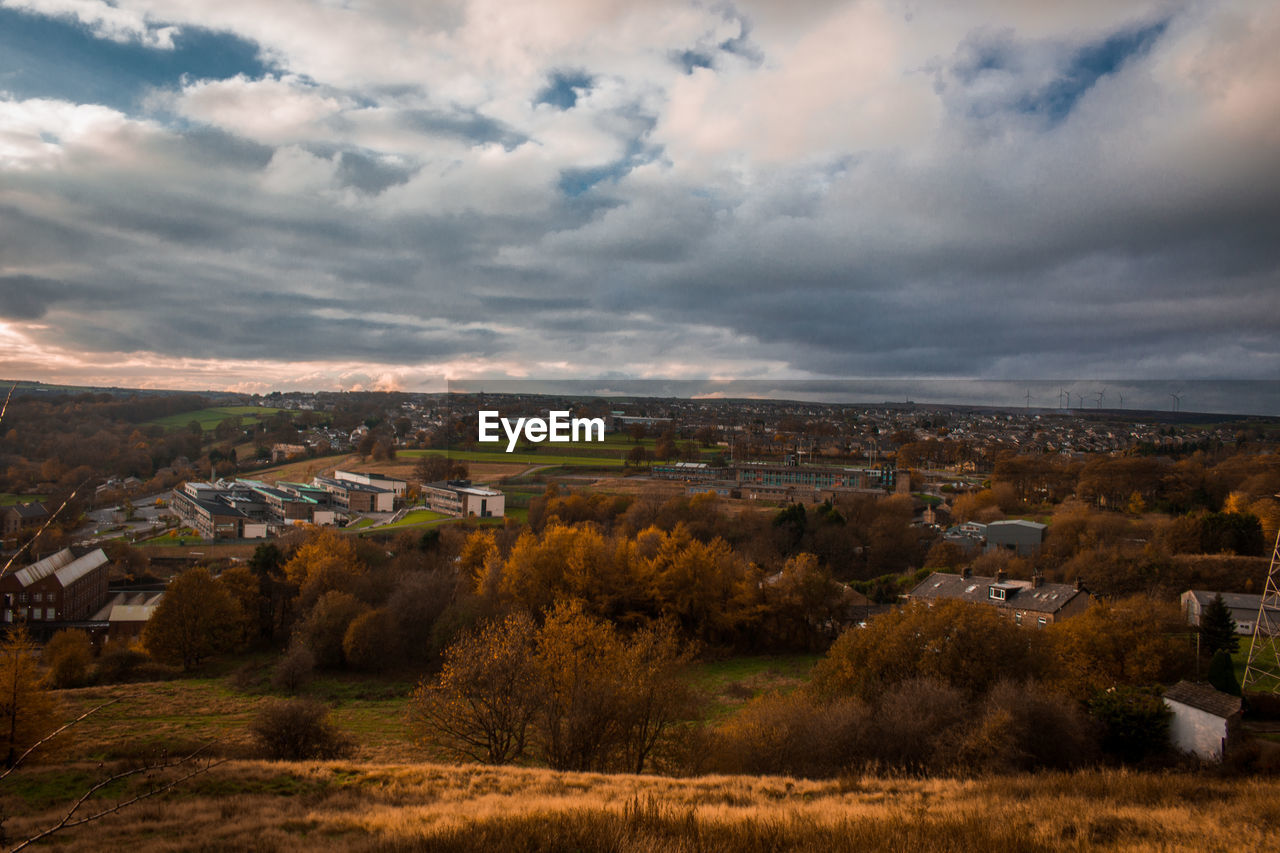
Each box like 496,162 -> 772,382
147,406 -> 286,432
401,449 -> 628,467
0,493 -> 48,506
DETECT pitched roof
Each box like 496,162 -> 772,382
13,548 -> 109,588
1164,681 -> 1242,719
7,502 -> 48,520
1185,590 -> 1269,613
908,571 -> 1085,614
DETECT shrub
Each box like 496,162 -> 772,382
710,691 -> 869,778
249,698 -> 352,760
1089,686 -> 1171,763
271,642 -> 315,694
43,629 -> 93,688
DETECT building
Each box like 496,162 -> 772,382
1181,590 -> 1271,635
0,547 -> 111,626
333,470 -> 408,499
653,462 -> 719,481
312,476 -> 395,513
733,463 -> 907,503
984,519 -> 1047,556
88,590 -> 165,644
907,568 -> 1090,627
2,502 -> 48,537
422,480 -> 504,518
1164,681 -> 1241,762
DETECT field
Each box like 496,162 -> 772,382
147,406 -> 285,432
401,448 -> 629,468
372,509 -> 450,532
9,659 -> 1280,850
0,492 -> 48,505
7,760 -> 1280,851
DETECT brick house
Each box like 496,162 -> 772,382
0,547 -> 111,626
2,502 -> 49,537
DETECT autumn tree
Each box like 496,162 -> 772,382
297,591 -> 369,669
143,568 -> 243,670
1046,596 -> 1192,701
810,599 -> 1048,701
1,626 -> 58,766
412,612 -> 540,764
217,565 -> 262,649
282,526 -> 366,606
43,629 -> 94,689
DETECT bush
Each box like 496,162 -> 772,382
342,608 -> 397,672
1089,686 -> 1171,763
249,698 -> 352,760
709,692 -> 869,778
43,629 -> 93,688
271,642 -> 315,694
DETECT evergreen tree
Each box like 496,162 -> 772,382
1200,593 -> 1239,657
1207,648 -> 1241,696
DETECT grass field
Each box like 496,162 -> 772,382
8,759 -> 1280,851
401,449 -> 628,467
147,406 -> 285,432
0,492 -> 48,505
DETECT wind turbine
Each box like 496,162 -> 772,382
1058,388 -> 1068,409
1025,389 -> 1032,410
1170,392 -> 1182,412
1117,393 -> 1124,409
1095,389 -> 1105,409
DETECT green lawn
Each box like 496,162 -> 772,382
147,406 -> 286,432
1235,641 -> 1280,692
691,654 -> 822,719
375,509 -> 449,531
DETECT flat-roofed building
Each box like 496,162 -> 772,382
334,470 -> 408,499
984,520 -> 1048,556
422,480 -> 504,518
313,476 -> 395,513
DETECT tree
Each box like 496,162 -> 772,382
1208,648 -> 1241,696
1200,593 -> 1240,657
282,526 -> 366,606
1047,597 -> 1192,701
43,629 -> 93,689
1088,686 -> 1170,763
297,591 -> 369,669
342,608 -> 397,672
143,568 -> 243,670
1,626 -> 58,766
217,565 -> 262,649
412,612 -> 540,764
811,599 -> 1047,701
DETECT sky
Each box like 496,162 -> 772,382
0,0 -> 1277,405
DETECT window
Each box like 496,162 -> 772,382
1037,617 -> 1048,627
1014,613 -> 1022,625
33,592 -> 42,603
989,587 -> 1006,601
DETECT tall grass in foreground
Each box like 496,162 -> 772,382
5,761 -> 1280,851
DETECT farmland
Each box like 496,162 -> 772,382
147,406 -> 286,432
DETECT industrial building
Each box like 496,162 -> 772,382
984,520 -> 1048,556
312,476 -> 395,513
1,547 -> 111,627
1181,590 -> 1272,635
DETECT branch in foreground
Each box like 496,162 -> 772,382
9,743 -> 225,853
0,698 -> 122,783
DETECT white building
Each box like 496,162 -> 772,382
1163,681 -> 1242,762
1181,590 -> 1271,635
422,480 -> 504,519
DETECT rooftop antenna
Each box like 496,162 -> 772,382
1243,503 -> 1280,693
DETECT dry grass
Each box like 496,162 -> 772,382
4,760 -> 1279,851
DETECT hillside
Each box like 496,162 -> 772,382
6,760 -> 1280,851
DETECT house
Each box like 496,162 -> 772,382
984,519 -> 1047,556
1163,681 -> 1241,762
907,568 -> 1090,627
1181,590 -> 1271,635
0,547 -> 111,626
2,502 -> 48,537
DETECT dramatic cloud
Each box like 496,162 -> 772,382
0,0 -> 1276,398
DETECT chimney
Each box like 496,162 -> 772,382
1075,576 -> 1085,592
996,569 -> 1007,584
1032,572 -> 1043,588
